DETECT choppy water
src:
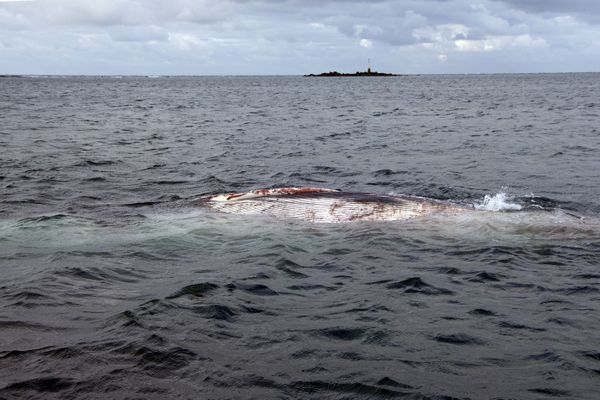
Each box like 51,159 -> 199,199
1,74 -> 600,399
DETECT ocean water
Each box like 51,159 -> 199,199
1,74 -> 600,399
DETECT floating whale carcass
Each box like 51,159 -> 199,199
196,187 -> 472,223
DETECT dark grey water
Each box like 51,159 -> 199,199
1,74 -> 600,399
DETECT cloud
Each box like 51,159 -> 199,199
493,0 -> 600,14
0,0 -> 599,74
359,38 -> 372,48
110,25 -> 168,42
454,34 -> 548,52
0,0 -> 233,27
491,0 -> 600,24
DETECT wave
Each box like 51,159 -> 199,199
474,191 -> 523,211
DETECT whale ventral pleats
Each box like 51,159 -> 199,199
199,187 -> 465,223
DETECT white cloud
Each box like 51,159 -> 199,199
413,24 -> 471,43
167,33 -> 194,50
454,34 -> 547,52
359,38 -> 372,48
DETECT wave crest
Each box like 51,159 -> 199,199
474,192 -> 522,211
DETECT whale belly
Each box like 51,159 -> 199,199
197,188 -> 464,223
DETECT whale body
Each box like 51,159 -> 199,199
196,187 -> 471,223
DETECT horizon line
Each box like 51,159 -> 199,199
1,71 -> 599,77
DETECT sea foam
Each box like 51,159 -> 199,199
474,192 -> 523,211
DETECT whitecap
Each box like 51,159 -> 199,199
474,192 -> 522,211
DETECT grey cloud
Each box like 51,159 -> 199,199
1,0 -> 233,26
495,0 -> 600,14
493,0 -> 600,23
110,25 -> 168,42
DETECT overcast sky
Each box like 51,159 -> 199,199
1,0 -> 599,75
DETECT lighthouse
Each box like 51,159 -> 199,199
368,58 -> 371,73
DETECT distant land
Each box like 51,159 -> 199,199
305,69 -> 400,77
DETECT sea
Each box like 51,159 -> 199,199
1,74 -> 600,399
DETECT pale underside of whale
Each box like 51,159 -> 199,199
197,187 -> 472,223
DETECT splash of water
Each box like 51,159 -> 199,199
474,192 -> 522,211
